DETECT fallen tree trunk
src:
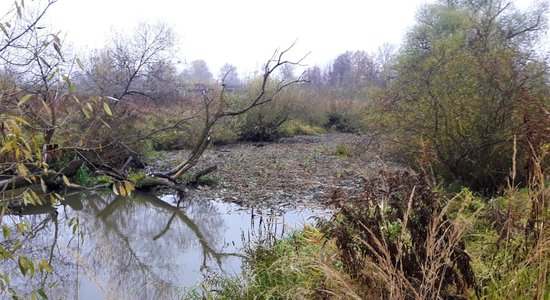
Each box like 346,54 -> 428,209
185,165 -> 218,185
136,165 -> 218,192
0,171 -> 58,192
135,176 -> 185,192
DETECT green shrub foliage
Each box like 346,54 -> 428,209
373,0 -> 550,191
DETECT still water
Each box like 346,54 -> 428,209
1,190 -> 324,299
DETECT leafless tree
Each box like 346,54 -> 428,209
81,22 -> 177,101
137,44 -> 308,189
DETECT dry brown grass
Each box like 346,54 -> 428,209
323,170 -> 478,300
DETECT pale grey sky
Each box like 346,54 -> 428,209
1,0 -> 542,75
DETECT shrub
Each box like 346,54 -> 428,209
333,144 -> 354,158
237,105 -> 288,142
322,170 -> 478,299
196,174 -> 219,186
278,119 -> 325,137
73,164 -> 96,186
370,1 -> 550,193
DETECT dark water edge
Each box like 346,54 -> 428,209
1,190 -> 327,299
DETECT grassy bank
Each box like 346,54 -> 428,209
183,170 -> 549,300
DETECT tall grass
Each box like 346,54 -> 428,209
183,140 -> 549,300
182,225 -> 364,300
470,138 -> 549,299
323,171 -> 479,300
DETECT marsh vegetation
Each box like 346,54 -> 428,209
1,0 -> 549,299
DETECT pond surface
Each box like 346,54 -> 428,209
1,190 -> 326,299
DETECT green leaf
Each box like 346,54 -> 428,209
37,288 -> 48,299
62,75 -> 74,92
17,94 -> 33,106
18,256 -> 28,276
18,257 -> 35,278
0,245 -> 13,259
28,259 -> 35,278
68,217 -> 79,235
2,224 -> 10,239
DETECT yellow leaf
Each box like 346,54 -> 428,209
13,240 -> 22,251
124,181 -> 134,196
22,149 -> 32,160
17,94 -> 33,106
17,163 -> 28,176
40,99 -> 52,117
62,175 -> 70,186
8,120 -> 22,135
0,141 -> 13,154
119,184 -> 127,197
103,102 -> 113,116
23,191 -> 34,205
82,108 -> 91,119
6,115 -> 30,126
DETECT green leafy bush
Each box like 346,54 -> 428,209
371,1 -> 550,192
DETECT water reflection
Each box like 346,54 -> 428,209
1,190 -> 321,299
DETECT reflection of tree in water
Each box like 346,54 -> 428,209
0,190 -> 240,299
0,205 -> 78,298
245,207 -> 290,248
78,191 -> 240,299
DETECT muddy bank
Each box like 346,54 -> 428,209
149,134 -> 390,209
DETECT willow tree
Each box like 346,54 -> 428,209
378,0 -> 549,191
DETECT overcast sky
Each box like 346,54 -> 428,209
1,0 -> 543,76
